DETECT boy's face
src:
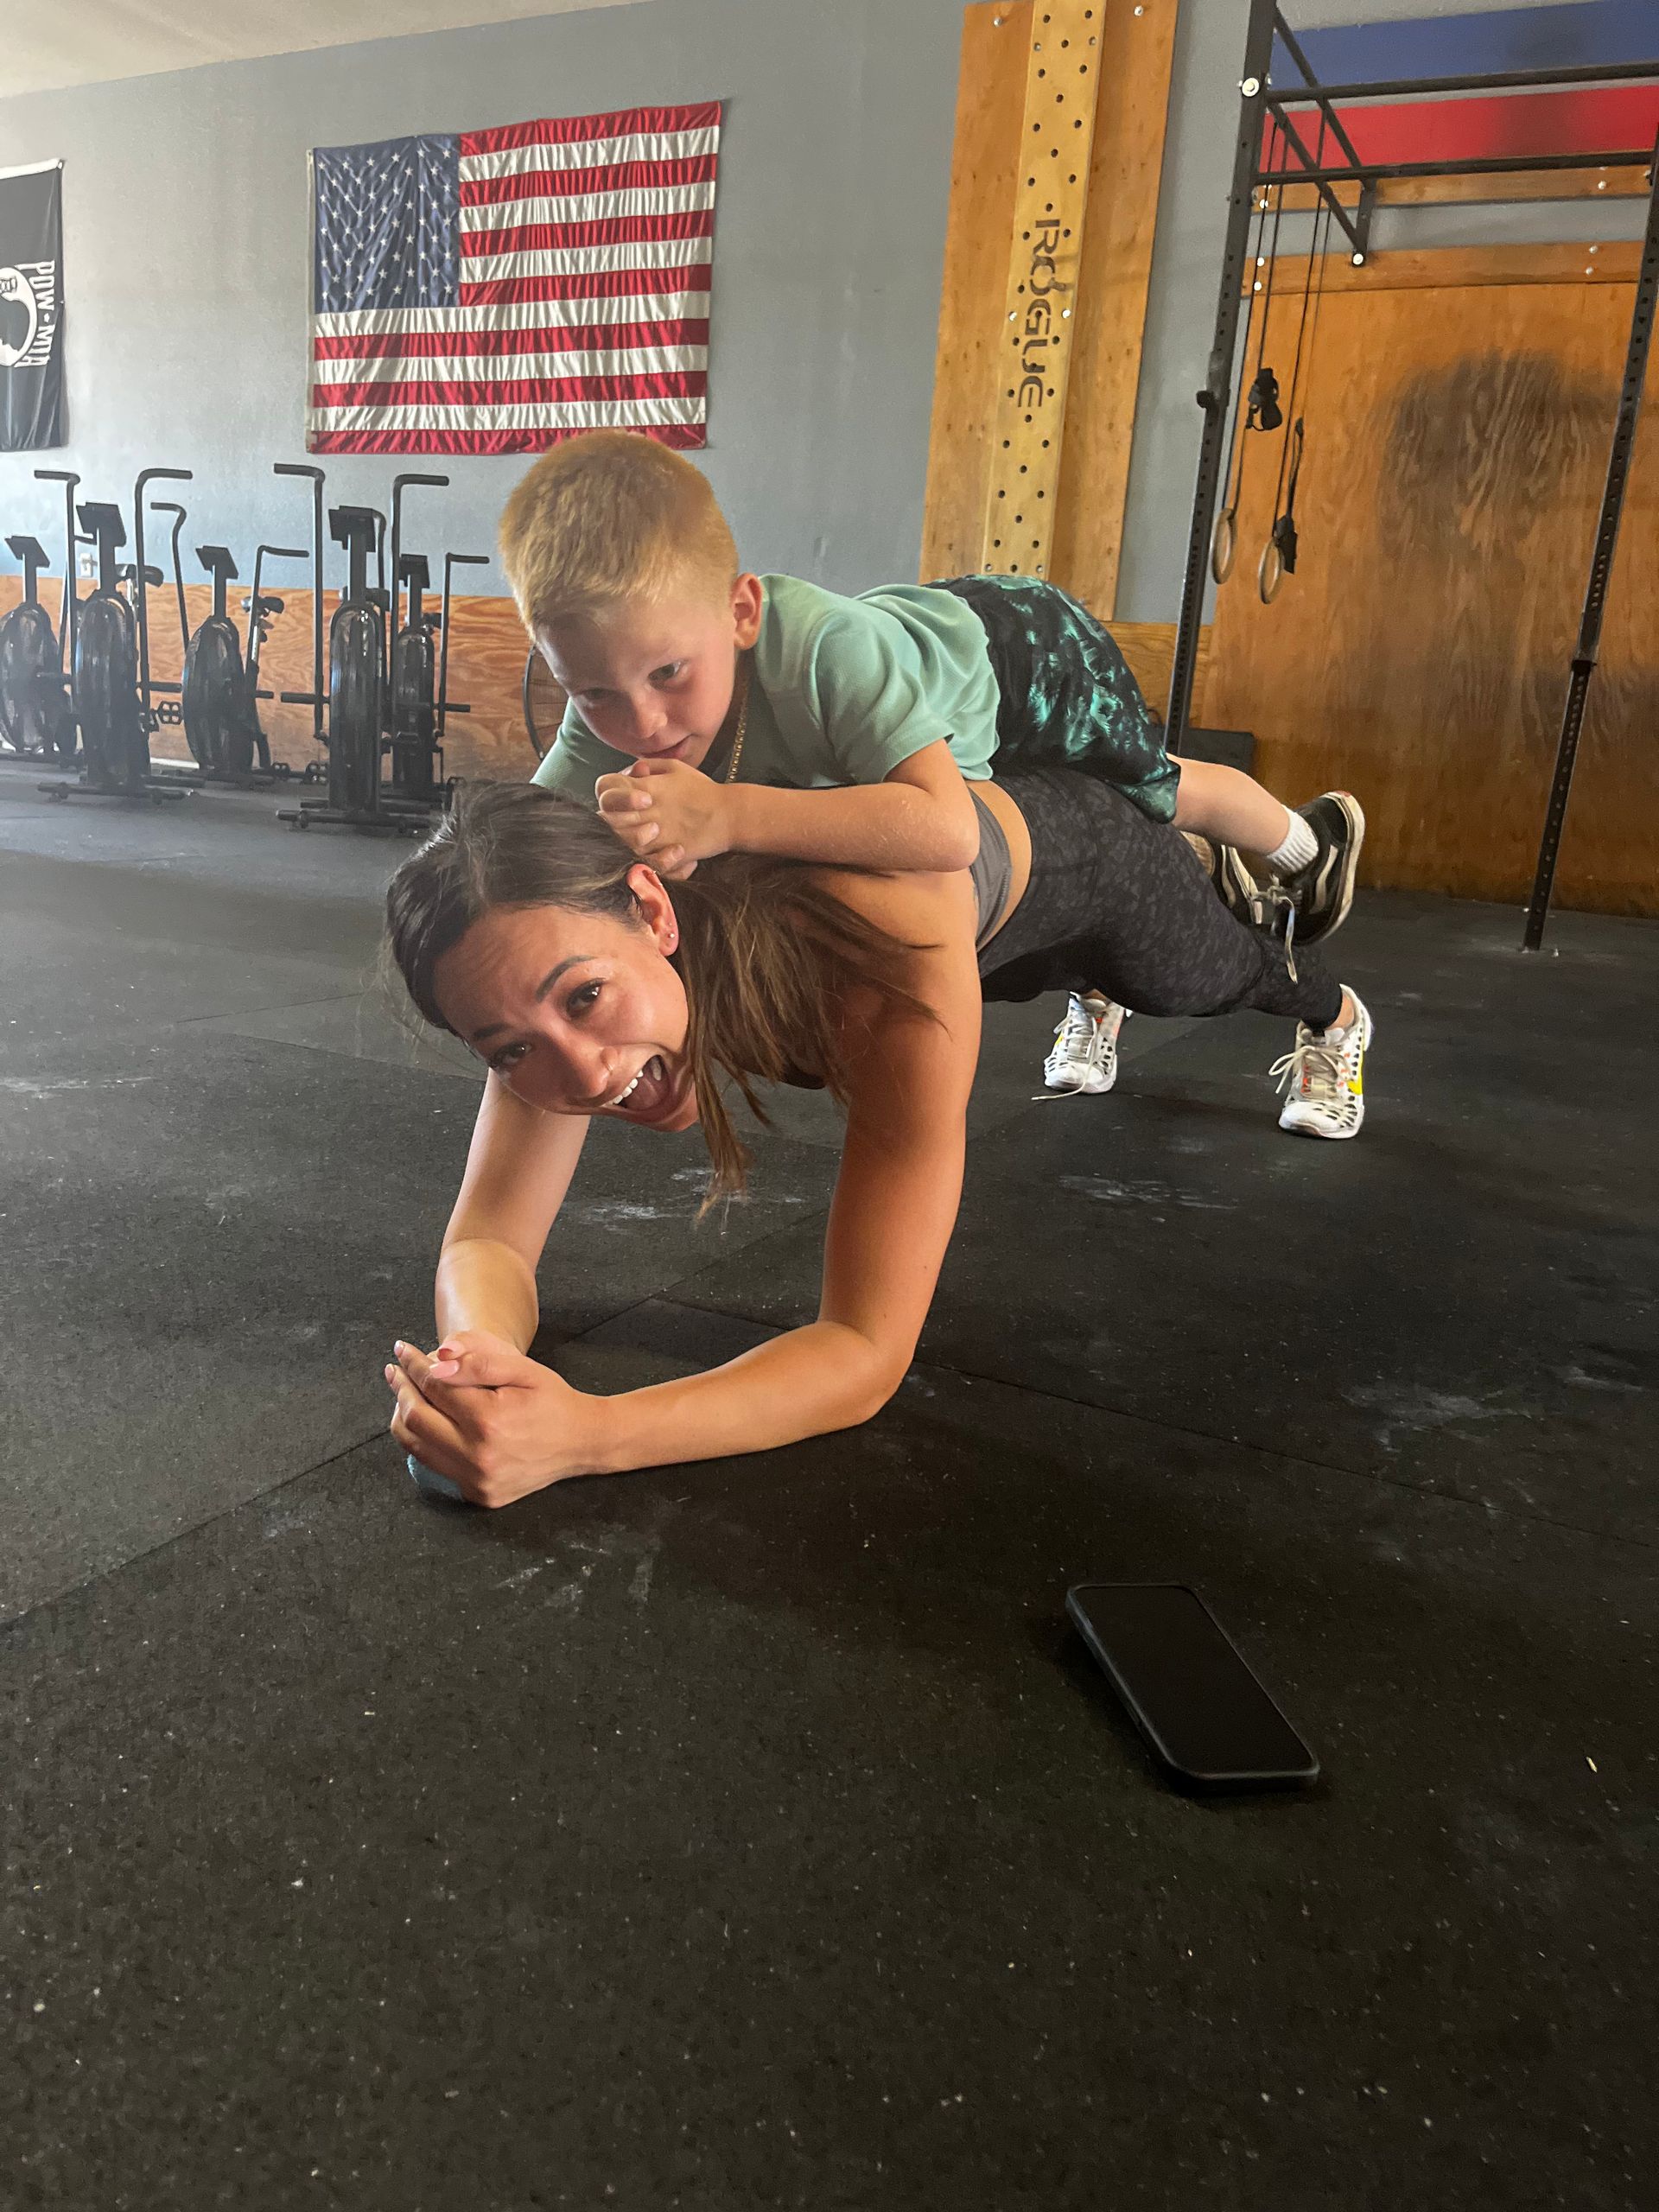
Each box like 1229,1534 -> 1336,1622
537,574 -> 763,773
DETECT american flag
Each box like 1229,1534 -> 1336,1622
308,101 -> 720,454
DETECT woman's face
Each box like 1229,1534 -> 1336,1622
434,869 -> 698,1129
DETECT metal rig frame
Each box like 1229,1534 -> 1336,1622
1164,0 -> 1659,950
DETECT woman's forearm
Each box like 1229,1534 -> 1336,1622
583,1320 -> 900,1474
435,1235 -> 539,1352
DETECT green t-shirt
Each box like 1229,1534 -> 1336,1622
531,574 -> 1001,804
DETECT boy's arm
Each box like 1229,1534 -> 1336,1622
598,739 -> 981,876
731,741 -> 980,871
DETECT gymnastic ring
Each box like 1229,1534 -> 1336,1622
1257,537 -> 1285,605
1211,509 -> 1237,584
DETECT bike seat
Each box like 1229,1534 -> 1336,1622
364,587 -> 390,612
419,613 -> 442,633
118,563 -> 165,587
240,594 -> 285,616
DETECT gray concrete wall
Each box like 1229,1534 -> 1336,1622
0,0 -> 1647,615
0,0 -> 967,599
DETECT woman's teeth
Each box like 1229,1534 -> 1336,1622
609,1056 -> 665,1110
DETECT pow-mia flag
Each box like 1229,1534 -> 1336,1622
0,160 -> 65,450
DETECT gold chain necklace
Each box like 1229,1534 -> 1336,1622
722,655 -> 752,784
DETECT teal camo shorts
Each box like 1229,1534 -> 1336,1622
931,573 -> 1179,823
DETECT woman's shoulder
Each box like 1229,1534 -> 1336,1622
807,862 -> 974,940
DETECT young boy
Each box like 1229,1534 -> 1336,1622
501,431 -> 1368,1135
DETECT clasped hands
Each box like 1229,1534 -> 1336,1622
595,757 -> 734,879
385,1331 -> 603,1508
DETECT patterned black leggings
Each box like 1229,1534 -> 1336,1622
978,769 -> 1344,1030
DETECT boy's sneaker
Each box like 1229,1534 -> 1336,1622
1272,990 -> 1372,1140
1043,993 -> 1126,1095
1210,839 -> 1261,925
1181,832 -> 1261,925
1276,792 -> 1364,944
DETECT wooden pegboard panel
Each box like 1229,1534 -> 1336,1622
979,0 -> 1106,579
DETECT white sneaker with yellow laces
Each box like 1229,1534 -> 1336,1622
1272,991 -> 1372,1140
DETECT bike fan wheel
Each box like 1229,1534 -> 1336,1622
182,619 -> 249,775
0,602 -> 60,753
74,594 -> 147,789
328,604 -> 385,813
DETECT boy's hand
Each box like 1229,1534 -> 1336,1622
595,759 -> 734,879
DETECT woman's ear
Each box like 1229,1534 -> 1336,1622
730,571 -> 764,650
626,864 -> 680,953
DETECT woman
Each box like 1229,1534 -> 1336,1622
382,770 -> 1370,1508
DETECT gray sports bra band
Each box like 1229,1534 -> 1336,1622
969,789 -> 1014,956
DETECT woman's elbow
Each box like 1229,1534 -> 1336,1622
834,1336 -> 913,1430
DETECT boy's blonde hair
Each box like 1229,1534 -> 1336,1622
498,429 -> 739,632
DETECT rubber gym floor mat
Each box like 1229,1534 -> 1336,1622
664,899 -> 1659,1542
0,1022 -> 836,1624
2,1320 -> 1653,2210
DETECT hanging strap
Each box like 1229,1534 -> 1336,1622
1261,111 -> 1335,602
1213,122 -> 1284,584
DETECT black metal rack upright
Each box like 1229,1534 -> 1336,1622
1166,0 -> 1659,949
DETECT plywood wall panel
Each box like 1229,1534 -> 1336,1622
922,0 -> 1176,613
921,0 -> 1033,582
1049,0 -> 1178,613
1203,275 -> 1659,914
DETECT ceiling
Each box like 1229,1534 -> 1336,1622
0,1 -> 649,101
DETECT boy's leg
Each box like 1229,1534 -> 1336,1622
1173,760 -> 1363,945
1172,756 -> 1302,855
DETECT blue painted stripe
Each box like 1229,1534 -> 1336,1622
1275,2 -> 1659,87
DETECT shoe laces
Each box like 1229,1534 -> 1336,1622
1037,1001 -> 1122,1103
1249,882 -> 1300,981
1270,1029 -> 1344,1103
1051,998 -> 1099,1060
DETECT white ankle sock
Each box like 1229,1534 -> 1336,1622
1264,811 -> 1318,874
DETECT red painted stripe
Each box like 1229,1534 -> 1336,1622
314,317 -> 709,362
308,423 -> 708,454
460,265 -> 712,308
462,210 -> 715,258
311,371 -> 705,410
1270,84 -> 1659,168
459,104 -> 720,158
460,154 -> 716,207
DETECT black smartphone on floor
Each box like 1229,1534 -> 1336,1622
1065,1582 -> 1319,1789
